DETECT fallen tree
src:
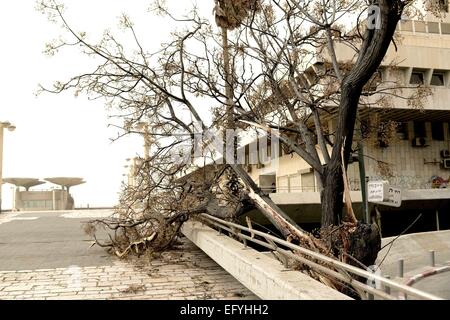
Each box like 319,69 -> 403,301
39,0 -> 434,296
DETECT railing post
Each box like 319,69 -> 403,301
398,259 -> 404,278
384,275 -> 391,295
429,250 -> 436,267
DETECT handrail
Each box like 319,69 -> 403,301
205,218 -> 395,300
398,265 -> 450,300
199,213 -> 442,300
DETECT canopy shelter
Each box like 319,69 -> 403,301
3,178 -> 45,191
44,177 -> 86,192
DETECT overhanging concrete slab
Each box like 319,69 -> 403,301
270,189 -> 450,205
182,220 -> 351,300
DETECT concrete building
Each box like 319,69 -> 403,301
4,177 -> 85,211
242,7 -> 450,235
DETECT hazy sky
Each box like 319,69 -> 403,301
0,1 -> 213,209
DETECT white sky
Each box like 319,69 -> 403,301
0,0 -> 214,209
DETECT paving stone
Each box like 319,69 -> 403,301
0,238 -> 257,300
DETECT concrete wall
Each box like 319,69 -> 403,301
182,220 -> 352,300
247,130 -> 450,193
15,189 -> 74,211
347,124 -> 450,190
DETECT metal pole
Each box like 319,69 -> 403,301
384,275 -> 391,295
430,250 -> 436,267
436,210 -> 440,231
398,259 -> 404,278
358,141 -> 369,223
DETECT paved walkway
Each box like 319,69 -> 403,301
0,210 -> 257,300
377,230 -> 450,299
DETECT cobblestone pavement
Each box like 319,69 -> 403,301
0,210 -> 258,300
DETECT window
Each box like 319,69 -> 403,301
431,73 -> 445,86
432,122 -> 444,141
428,22 -> 440,34
23,200 -> 48,208
410,72 -> 424,85
414,121 -> 426,138
415,21 -> 426,33
400,20 -> 413,32
396,122 -> 409,140
277,176 -> 289,193
442,23 -> 450,34
301,172 -> 315,192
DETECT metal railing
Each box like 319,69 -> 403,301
198,213 -> 442,300
260,186 -> 317,193
397,252 -> 450,300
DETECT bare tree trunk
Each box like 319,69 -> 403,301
320,0 -> 404,229
321,166 -> 343,227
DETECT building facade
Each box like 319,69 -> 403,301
4,177 -> 84,211
242,8 -> 450,235
15,189 -> 74,211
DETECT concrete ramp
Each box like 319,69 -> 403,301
182,221 -> 351,300
377,230 -> 450,276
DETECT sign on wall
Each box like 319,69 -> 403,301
368,181 -> 402,207
386,186 -> 402,207
368,181 -> 385,202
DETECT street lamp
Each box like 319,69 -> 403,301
0,121 -> 16,214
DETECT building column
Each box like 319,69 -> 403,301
15,188 -> 21,211
436,210 -> 440,231
52,189 -> 56,210
12,187 -> 16,211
